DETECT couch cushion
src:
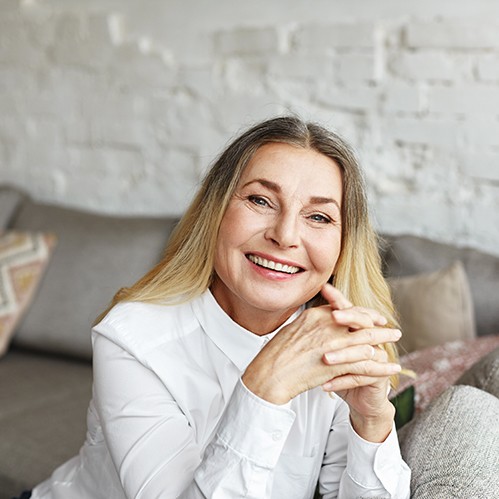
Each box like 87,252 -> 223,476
382,234 -> 499,336
11,200 -> 178,360
0,349 -> 92,497
456,345 -> 499,398
0,232 -> 57,357
398,385 -> 499,499
0,186 -> 25,230
388,261 -> 476,353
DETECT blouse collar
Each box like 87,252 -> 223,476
191,289 -> 302,372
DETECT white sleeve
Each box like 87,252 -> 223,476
319,399 -> 411,499
93,334 -> 202,498
93,334 -> 296,499
188,379 -> 296,498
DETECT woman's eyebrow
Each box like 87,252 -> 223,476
242,178 -> 341,210
310,196 -> 341,211
242,178 -> 280,192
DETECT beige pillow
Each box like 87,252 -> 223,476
388,261 -> 476,354
0,231 -> 57,356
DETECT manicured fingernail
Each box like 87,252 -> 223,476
394,329 -> 402,339
390,364 -> 402,373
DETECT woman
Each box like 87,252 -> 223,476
28,116 -> 410,498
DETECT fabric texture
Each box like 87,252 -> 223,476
392,336 -> 499,414
0,232 -> 57,356
388,261 -> 476,353
398,385 -> 499,499
0,187 -> 25,230
382,234 -> 499,337
0,350 -> 92,497
10,199 -> 177,360
33,290 -> 410,499
456,345 -> 499,398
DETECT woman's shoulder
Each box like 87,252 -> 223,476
92,297 -> 201,354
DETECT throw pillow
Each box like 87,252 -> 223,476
392,336 -> 499,415
382,234 -> 499,337
398,385 -> 499,499
0,231 -> 57,356
457,345 -> 499,398
388,261 -> 476,354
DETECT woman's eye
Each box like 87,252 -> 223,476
248,195 -> 269,207
309,213 -> 332,224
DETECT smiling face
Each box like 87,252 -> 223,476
211,142 -> 343,334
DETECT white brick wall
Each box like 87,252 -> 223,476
293,24 -> 375,51
1,0 -> 499,257
407,21 -> 499,49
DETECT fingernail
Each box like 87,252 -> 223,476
394,329 -> 402,339
324,353 -> 336,364
322,381 -> 334,391
390,364 -> 402,373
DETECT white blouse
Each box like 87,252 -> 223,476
33,290 -> 410,499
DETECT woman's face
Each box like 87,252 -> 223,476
211,142 -> 343,334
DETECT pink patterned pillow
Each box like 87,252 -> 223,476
394,336 -> 499,414
0,231 -> 57,356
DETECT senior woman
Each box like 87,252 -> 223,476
27,116 -> 410,498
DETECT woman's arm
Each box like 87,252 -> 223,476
93,334 -> 203,498
317,285 -> 411,498
241,284 -> 410,498
319,399 -> 411,499
93,334 -> 296,499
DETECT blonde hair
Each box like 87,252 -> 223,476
95,116 -> 399,373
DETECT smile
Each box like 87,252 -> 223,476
247,254 -> 302,274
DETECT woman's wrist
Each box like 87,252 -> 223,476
241,366 -> 290,405
349,402 -> 396,443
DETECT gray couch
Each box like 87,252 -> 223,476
1,185 -> 498,498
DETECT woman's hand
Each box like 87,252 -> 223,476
320,284 -> 399,442
241,285 -> 401,439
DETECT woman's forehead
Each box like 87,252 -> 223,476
241,143 -> 341,179
238,142 -> 343,200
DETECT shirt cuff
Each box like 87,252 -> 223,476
215,378 -> 296,469
346,422 -> 402,493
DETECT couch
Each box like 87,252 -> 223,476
0,185 -> 498,498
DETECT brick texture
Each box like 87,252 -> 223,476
1,1 -> 499,257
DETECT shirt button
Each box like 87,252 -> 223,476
272,430 -> 282,441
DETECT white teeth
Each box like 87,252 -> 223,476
248,254 -> 300,274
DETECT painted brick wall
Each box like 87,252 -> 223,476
1,0 -> 498,256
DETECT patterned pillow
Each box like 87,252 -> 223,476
392,336 -> 499,415
0,231 -> 57,356
457,346 -> 499,398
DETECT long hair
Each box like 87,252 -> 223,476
94,116 -> 399,370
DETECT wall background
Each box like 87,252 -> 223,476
1,0 -> 499,255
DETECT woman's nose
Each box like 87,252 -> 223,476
265,212 -> 300,248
